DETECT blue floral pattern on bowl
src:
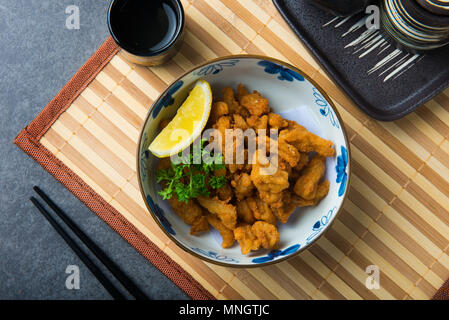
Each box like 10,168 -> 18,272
257,60 -> 305,82
152,80 -> 184,119
191,247 -> 239,263
146,195 -> 175,235
336,146 -> 348,197
313,87 -> 340,129
194,59 -> 239,76
252,244 -> 301,264
139,133 -> 150,181
306,206 -> 337,245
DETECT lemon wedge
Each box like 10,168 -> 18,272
149,80 -> 212,158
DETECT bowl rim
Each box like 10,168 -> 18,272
136,54 -> 352,268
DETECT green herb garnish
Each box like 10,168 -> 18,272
156,139 -> 226,203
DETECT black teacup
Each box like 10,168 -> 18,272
108,0 -> 184,66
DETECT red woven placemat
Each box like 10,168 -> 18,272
14,36 -> 214,300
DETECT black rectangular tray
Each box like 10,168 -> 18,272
273,0 -> 449,121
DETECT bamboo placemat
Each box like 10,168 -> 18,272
16,0 -> 449,300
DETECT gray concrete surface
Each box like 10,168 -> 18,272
0,0 -> 188,300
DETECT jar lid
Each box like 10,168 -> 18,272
395,0 -> 449,30
416,0 -> 449,16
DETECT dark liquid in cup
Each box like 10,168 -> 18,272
111,0 -> 178,53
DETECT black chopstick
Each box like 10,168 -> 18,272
30,196 -> 125,300
32,186 -> 149,300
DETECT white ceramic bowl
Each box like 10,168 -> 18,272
137,55 -> 351,267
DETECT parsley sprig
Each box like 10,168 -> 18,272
156,140 -> 226,203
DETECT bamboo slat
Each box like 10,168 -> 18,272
39,0 -> 449,299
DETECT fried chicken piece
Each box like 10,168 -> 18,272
213,116 -> 246,174
190,215 -> 210,235
240,91 -> 270,116
278,139 -> 300,168
251,155 -> 289,211
213,115 -> 232,152
234,224 -> 261,254
268,113 -> 288,130
280,124 -> 335,157
257,136 -> 300,168
233,114 -> 249,130
209,101 -> 229,124
213,115 -> 247,173
295,152 -> 309,172
236,83 -> 250,103
206,214 -> 235,248
225,137 -> 246,174
216,183 -> 233,202
247,115 -> 268,130
250,155 -> 290,193
222,87 -> 250,117
259,190 -> 284,207
234,221 -> 280,254
166,195 -> 210,234
247,196 -> 277,225
231,172 -> 254,200
279,159 -> 292,176
236,199 -> 256,224
293,180 -> 330,207
270,191 -> 297,223
167,196 -> 203,226
197,196 -> 237,230
251,221 -> 280,249
222,87 -> 240,114
293,155 -> 326,200
289,153 -> 309,181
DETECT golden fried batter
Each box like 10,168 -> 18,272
236,199 -> 256,224
247,196 -> 277,225
268,112 -> 288,129
223,86 -> 249,117
216,183 -> 234,202
190,215 -> 210,235
270,191 -> 297,223
222,87 -> 240,114
259,190 -> 284,207
165,195 -> 210,234
250,158 -> 290,194
295,152 -> 309,171
234,224 -> 261,254
293,155 -> 326,200
209,101 -> 229,124
197,196 -> 237,230
234,221 -> 280,254
233,114 -> 249,130
280,123 -> 335,157
167,196 -> 203,226
293,180 -> 330,207
206,214 -> 235,248
213,115 -> 232,152
251,221 -> 280,249
236,83 -> 250,103
247,115 -> 268,130
231,172 -> 254,200
257,136 -> 299,168
240,91 -> 270,116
